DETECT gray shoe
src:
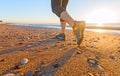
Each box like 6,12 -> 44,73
73,21 -> 86,46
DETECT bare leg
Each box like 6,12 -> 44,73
60,11 -> 75,29
60,21 -> 66,34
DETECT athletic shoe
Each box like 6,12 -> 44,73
73,21 -> 86,46
56,33 -> 65,40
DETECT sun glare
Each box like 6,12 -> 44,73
97,22 -> 103,26
86,9 -> 117,24
95,29 -> 104,33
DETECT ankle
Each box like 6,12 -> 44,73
60,32 -> 65,35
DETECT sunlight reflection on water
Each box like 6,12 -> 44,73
93,29 -> 104,33
86,29 -> 120,35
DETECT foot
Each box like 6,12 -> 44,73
73,21 -> 86,46
56,33 -> 65,40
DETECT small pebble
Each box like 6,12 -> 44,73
118,46 -> 120,49
20,58 -> 28,65
93,40 -> 98,42
27,45 -> 32,48
25,70 -> 33,76
18,42 -> 24,45
109,55 -> 115,60
88,72 -> 94,76
23,36 -> 30,40
76,51 -> 82,54
60,44 -> 65,48
14,65 -> 20,69
97,37 -> 100,40
57,41 -> 60,43
0,59 -> 5,62
21,49 -> 25,51
118,50 -> 120,52
95,56 -> 100,60
53,64 -> 59,68
97,65 -> 105,72
90,46 -> 94,48
54,44 -> 57,47
63,48 -> 67,50
87,58 -> 98,67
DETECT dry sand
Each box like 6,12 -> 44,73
0,24 -> 120,76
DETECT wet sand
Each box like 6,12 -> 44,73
0,24 -> 120,76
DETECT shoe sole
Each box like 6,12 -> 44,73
77,21 -> 86,46
56,34 -> 65,41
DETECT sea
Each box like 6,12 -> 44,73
14,23 -> 120,35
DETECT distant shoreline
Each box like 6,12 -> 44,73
9,23 -> 120,31
86,26 -> 120,31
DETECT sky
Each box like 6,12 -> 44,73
0,0 -> 120,24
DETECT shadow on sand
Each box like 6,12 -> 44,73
0,38 -> 60,55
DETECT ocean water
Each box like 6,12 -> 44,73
15,23 -> 120,35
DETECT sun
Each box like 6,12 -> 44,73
85,9 -> 117,26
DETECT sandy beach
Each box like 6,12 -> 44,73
0,24 -> 120,76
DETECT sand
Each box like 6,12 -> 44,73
0,24 -> 120,76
